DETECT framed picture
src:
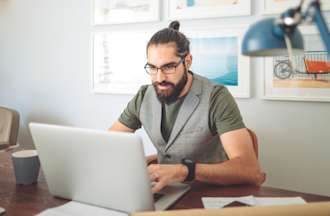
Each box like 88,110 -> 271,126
168,0 -> 251,20
92,30 -> 152,94
263,25 -> 330,102
93,0 -> 160,25
182,25 -> 250,98
263,0 -> 330,15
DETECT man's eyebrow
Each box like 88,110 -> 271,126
146,61 -> 178,67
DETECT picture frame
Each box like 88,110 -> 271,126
182,25 -> 250,98
93,0 -> 160,25
263,25 -> 330,102
92,30 -> 152,94
168,0 -> 251,20
263,0 -> 330,15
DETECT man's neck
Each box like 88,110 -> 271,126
179,72 -> 193,98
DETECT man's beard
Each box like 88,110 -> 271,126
153,71 -> 188,105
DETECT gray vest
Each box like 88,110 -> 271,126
139,74 -> 228,164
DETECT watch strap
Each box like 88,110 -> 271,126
181,158 -> 195,182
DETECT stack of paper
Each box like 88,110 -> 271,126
202,196 -> 306,208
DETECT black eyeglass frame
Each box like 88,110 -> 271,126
144,58 -> 185,75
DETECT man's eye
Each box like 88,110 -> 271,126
162,65 -> 175,71
148,66 -> 157,70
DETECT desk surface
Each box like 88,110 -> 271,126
1,154 -> 330,216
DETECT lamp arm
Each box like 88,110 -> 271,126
305,0 -> 330,53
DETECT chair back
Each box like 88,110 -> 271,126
0,107 -> 20,150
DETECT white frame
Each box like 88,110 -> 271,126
93,0 -> 160,25
92,30 -> 153,94
263,25 -> 330,102
168,0 -> 251,20
263,0 -> 330,15
182,25 -> 250,98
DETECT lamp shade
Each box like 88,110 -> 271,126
242,18 -> 304,56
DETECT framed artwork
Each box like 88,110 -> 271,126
183,25 -> 250,98
168,0 -> 251,20
263,25 -> 330,102
263,0 -> 330,14
93,0 -> 160,25
92,30 -> 152,94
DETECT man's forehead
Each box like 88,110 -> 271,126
147,43 -> 177,55
147,43 -> 179,64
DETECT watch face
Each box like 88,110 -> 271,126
183,158 -> 193,164
185,159 -> 193,164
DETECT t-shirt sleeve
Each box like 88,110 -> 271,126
209,85 -> 246,135
118,85 -> 148,130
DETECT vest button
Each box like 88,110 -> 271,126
165,154 -> 171,159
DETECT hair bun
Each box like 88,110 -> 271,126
169,21 -> 180,31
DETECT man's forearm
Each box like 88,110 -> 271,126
194,158 -> 264,186
109,121 -> 135,133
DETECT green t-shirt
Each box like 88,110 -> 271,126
118,83 -> 245,142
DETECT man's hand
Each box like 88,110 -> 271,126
148,164 -> 188,193
146,154 -> 158,165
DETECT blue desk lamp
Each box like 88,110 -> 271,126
242,0 -> 330,56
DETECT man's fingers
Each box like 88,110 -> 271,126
151,181 -> 165,193
149,172 -> 159,182
147,164 -> 158,174
148,165 -> 160,181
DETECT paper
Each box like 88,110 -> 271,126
254,197 -> 306,206
37,201 -> 128,216
202,196 -> 306,209
0,207 -> 5,215
202,196 -> 256,208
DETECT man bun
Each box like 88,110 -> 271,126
147,20 -> 189,58
169,21 -> 180,31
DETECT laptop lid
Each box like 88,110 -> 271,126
29,123 -> 154,213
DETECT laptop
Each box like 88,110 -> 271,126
29,123 -> 190,214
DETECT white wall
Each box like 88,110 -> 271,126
1,0 -> 330,196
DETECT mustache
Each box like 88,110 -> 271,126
154,81 -> 175,87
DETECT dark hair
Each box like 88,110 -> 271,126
146,21 -> 190,58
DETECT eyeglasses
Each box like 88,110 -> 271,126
144,58 -> 185,75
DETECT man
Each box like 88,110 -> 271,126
110,21 -> 265,193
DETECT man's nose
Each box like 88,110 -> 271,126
155,69 -> 166,83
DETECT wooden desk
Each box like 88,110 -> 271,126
1,153 -> 330,216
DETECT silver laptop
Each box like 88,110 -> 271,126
29,123 -> 190,213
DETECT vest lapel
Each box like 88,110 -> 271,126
149,87 -> 167,147
165,76 -> 202,152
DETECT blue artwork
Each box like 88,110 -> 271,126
190,37 -> 238,86
186,0 -> 195,7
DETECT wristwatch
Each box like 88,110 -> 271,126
181,158 -> 196,182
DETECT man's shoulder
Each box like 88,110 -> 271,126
193,73 -> 225,90
211,84 -> 227,94
210,84 -> 232,102
139,84 -> 150,91
137,84 -> 151,98
192,74 -> 227,94
128,85 -> 152,108
190,73 -> 230,100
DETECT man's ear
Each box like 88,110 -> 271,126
185,54 -> 193,68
